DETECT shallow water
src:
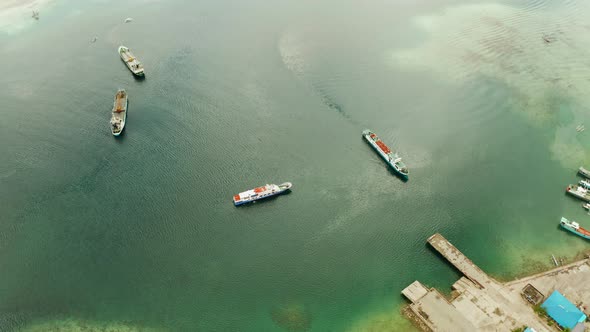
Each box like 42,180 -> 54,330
2,0 -> 590,331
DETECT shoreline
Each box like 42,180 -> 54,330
489,246 -> 590,283
402,233 -> 590,331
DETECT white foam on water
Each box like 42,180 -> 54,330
278,28 -> 310,80
0,0 -> 55,34
391,1 -> 590,168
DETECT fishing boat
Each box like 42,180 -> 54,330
233,182 -> 292,206
362,129 -> 408,178
566,184 -> 590,202
118,46 -> 144,76
560,217 -> 590,240
110,89 -> 128,136
579,166 -> 590,179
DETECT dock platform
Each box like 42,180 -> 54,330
402,234 -> 590,331
427,233 -> 492,289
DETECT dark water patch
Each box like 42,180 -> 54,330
270,303 -> 312,332
314,85 -> 349,119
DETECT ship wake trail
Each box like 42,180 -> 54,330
278,30 -> 357,124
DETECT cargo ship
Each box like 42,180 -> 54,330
233,182 -> 292,206
110,89 -> 127,136
560,217 -> 590,240
566,184 -> 590,202
362,129 -> 408,178
118,46 -> 144,76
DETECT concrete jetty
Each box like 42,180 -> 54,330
402,233 -> 590,332
427,233 -> 491,289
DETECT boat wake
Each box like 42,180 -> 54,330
278,29 -> 356,123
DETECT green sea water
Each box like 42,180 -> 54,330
3,0 -> 590,331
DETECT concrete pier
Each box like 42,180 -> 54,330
427,233 -> 491,289
402,233 -> 590,332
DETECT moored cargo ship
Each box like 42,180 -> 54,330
579,166 -> 590,179
233,182 -> 292,206
566,184 -> 590,202
560,217 -> 590,240
362,129 -> 408,178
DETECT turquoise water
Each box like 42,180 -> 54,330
2,0 -> 590,331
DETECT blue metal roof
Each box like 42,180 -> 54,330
541,290 -> 587,329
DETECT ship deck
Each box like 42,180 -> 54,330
121,50 -> 142,69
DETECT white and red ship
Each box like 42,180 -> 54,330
233,182 -> 292,206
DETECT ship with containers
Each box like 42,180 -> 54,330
362,129 -> 408,179
233,182 -> 292,206
560,217 -> 590,240
566,184 -> 590,202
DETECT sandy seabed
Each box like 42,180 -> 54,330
392,2 -> 590,169
16,317 -> 167,332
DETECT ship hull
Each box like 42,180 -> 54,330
362,133 -> 408,179
579,167 -> 590,179
118,46 -> 145,77
111,91 -> 128,136
566,185 -> 590,202
233,190 -> 284,206
233,183 -> 292,206
560,223 -> 590,240
112,101 -> 127,136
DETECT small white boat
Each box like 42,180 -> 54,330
118,46 -> 144,76
124,17 -> 133,23
577,124 -> 585,132
110,89 -> 128,136
583,203 -> 590,211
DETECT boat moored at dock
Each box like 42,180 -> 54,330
110,89 -> 128,136
579,166 -> 590,179
580,179 -> 590,190
362,129 -> 408,178
566,184 -> 590,202
233,182 -> 292,206
560,217 -> 590,240
118,46 -> 144,76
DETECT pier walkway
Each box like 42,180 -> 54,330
401,234 -> 590,331
427,233 -> 493,289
